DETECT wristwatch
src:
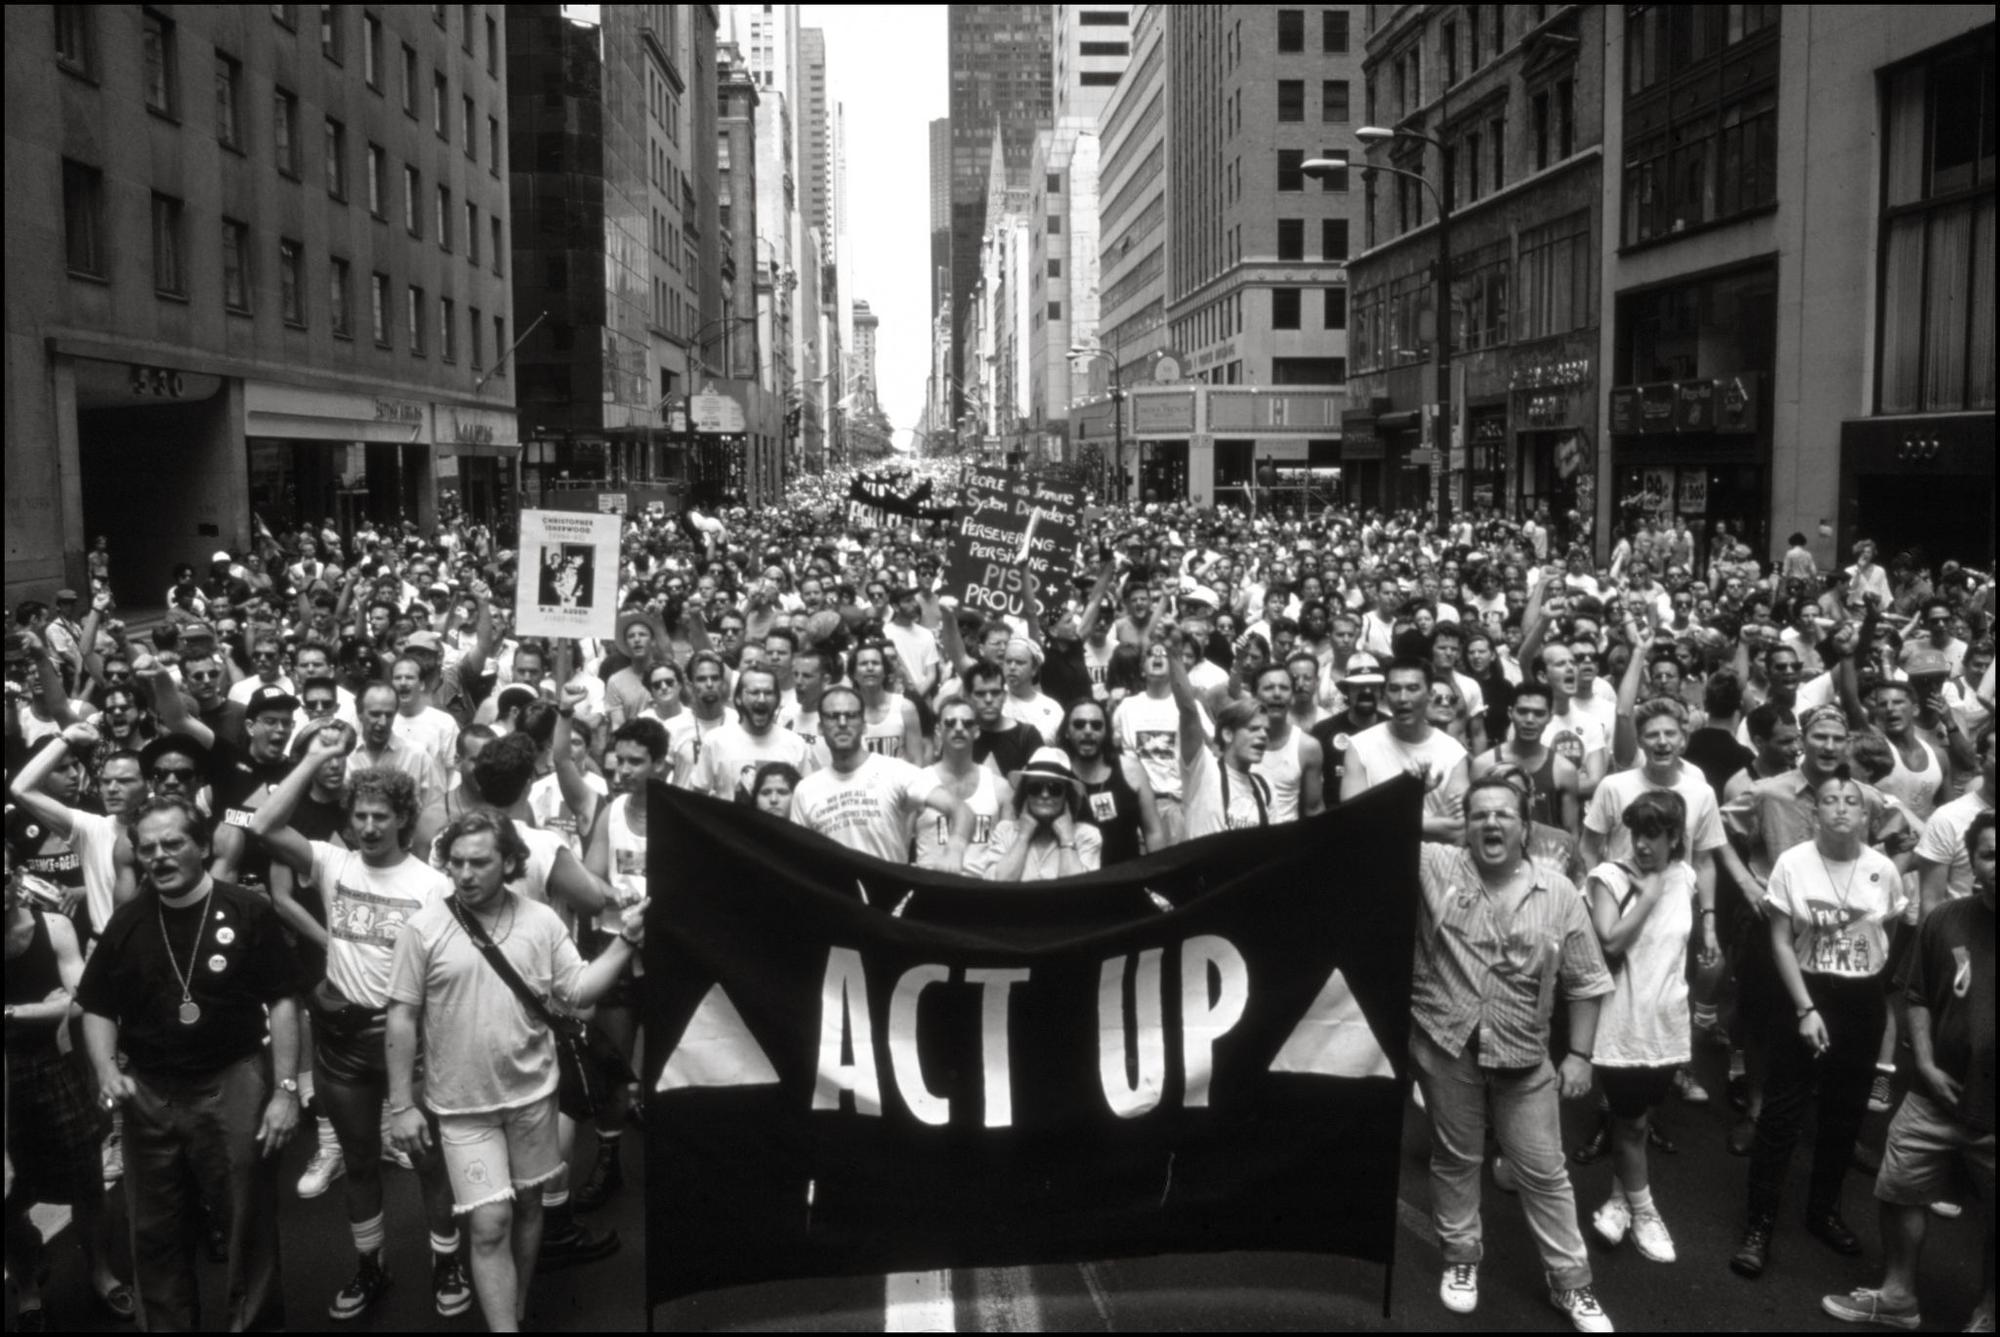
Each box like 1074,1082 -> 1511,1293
277,1077 -> 300,1097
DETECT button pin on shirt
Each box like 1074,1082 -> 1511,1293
1952,945 -> 1972,998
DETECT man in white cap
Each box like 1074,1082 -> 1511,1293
1310,651 -> 1386,804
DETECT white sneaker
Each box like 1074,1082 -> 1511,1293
297,1145 -> 345,1199
1550,1281 -> 1614,1332
1592,1195 -> 1632,1246
1673,1068 -> 1710,1105
1440,1262 -> 1479,1314
1928,1199 -> 1963,1219
1629,1207 -> 1677,1263
101,1133 -> 124,1185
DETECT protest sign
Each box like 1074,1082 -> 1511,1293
514,508 -> 621,640
942,467 -> 1084,620
642,777 -> 1421,1305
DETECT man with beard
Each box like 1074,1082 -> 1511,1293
1312,652 -> 1386,805
682,666 -> 818,803
790,685 -> 973,869
1342,659 -> 1469,841
668,651 -> 740,784
1057,697 -> 1161,864
79,796 -> 304,1331
1250,664 -> 1325,823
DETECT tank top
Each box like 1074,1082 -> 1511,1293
605,793 -> 647,910
1079,760 -> 1144,865
4,910 -> 63,1054
1878,736 -> 1944,822
916,765 -> 998,864
1253,726 -> 1305,823
862,697 -> 907,759
1486,745 -> 1562,829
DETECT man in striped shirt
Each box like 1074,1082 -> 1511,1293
1410,774 -> 1615,1333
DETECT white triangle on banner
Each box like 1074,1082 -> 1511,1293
1268,968 -> 1394,1079
655,983 -> 783,1091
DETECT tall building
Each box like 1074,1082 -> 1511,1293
1091,3 -> 1168,388
509,6 -> 719,504
930,117 -> 952,316
735,3 -> 798,98
1600,6 -> 1992,568
5,4 -> 518,604
716,39 -> 785,506
852,300 -> 880,411
798,28 -> 831,249
1054,2 -> 1134,119
947,6 -> 1053,417
1346,5 -> 1602,523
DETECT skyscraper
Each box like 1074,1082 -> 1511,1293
947,5 -> 1054,416
930,117 -> 952,315
799,28 -> 832,252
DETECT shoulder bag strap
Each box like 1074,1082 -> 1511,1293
448,896 -> 560,1030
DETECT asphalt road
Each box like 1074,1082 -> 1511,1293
18,1046 -> 1989,1332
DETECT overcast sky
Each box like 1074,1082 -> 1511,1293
799,5 -> 948,449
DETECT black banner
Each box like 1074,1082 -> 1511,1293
642,776 -> 1421,1304
847,472 -> 955,524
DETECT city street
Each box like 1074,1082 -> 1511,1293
25,1048 -> 1988,1331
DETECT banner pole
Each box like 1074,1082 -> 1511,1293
1380,1256 -> 1393,1320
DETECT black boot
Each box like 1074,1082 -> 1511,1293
1571,1115 -> 1612,1166
1729,1216 -> 1774,1279
574,1138 -> 623,1211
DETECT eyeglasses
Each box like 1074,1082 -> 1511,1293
186,670 -> 222,682
1067,720 -> 1106,732
1023,781 -> 1068,798
649,679 -> 677,690
150,767 -> 198,782
940,717 -> 976,731
304,700 -> 338,712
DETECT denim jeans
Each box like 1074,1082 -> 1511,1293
1410,1027 -> 1592,1290
124,1054 -> 285,1332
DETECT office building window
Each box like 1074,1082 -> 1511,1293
486,16 -> 498,77
492,314 -> 507,374
1323,217 -> 1349,259
1277,10 -> 1304,52
1324,288 -> 1347,329
1047,172 -> 1061,193
280,238 -> 305,325
151,193 -> 186,297
1517,210 -> 1590,340
1278,218 -> 1304,260
274,88 -> 300,176
324,117 -> 346,198
1048,214 -> 1061,233
363,11 -> 381,87
440,295 -> 456,362
408,285 -> 426,354
1048,257 -> 1062,278
143,9 -> 178,116
463,94 -> 476,156
320,5 -> 342,61
1273,287 -> 1302,329
467,201 -> 480,263
488,116 -> 501,175
64,160 -> 105,276
1533,89 -> 1551,171
1278,80 -> 1305,122
437,185 -> 452,250
461,4 -> 474,50
56,7 -> 96,77
1879,31 -> 1996,413
1441,19 -> 1457,87
330,256 -> 352,337
1049,301 -> 1063,321
215,52 -> 243,149
401,43 -> 417,115
434,71 -> 448,136
1323,78 -> 1349,123
404,165 -> 420,235
1278,148 -> 1304,191
1623,9 -> 1778,245
1455,239 -> 1509,350
222,220 -> 251,312
371,271 -> 391,344
491,216 -> 503,273
366,143 -> 385,216
1324,9 -> 1349,53
469,305 -> 483,370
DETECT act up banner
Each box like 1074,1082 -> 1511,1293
641,775 -> 1422,1304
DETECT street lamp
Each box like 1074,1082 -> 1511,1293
1070,339 -> 1126,504
1307,124 -> 1455,524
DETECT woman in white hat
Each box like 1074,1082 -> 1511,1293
964,748 -> 1103,881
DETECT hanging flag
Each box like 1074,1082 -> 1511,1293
641,776 -> 1422,1306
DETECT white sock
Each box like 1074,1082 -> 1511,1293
1624,1184 -> 1654,1215
318,1118 -> 341,1154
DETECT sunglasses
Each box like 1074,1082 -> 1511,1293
940,717 -> 976,731
649,679 -> 678,690
304,700 -> 338,712
1023,781 -> 1069,798
1068,719 -> 1106,732
151,766 -> 199,782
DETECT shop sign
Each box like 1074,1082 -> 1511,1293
374,396 -> 426,425
1674,379 -> 1715,431
1508,357 -> 1592,390
1716,374 -> 1758,434
1638,466 -> 1676,513
691,387 -> 747,434
598,492 -> 628,515
1677,467 -> 1708,514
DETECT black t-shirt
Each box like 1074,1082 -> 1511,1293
1310,709 -> 1379,804
1901,895 -> 1995,1133
1685,727 -> 1755,805
207,742 -> 293,893
5,803 -> 86,894
77,879 -> 304,1078
973,722 -> 1043,777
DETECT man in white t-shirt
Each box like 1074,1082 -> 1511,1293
1538,644 -> 1611,799
1915,727 -> 1992,912
789,686 -> 972,869
683,666 -> 819,803
1114,638 -> 1212,839
1340,659 -> 1469,841
883,588 -> 943,700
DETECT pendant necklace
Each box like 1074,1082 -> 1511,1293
158,884 -> 217,1025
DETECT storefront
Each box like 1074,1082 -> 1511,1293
1509,353 -> 1596,549
1838,414 -> 1995,568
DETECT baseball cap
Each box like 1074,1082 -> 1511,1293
54,588 -> 78,602
1903,647 -> 1949,678
1342,652 -> 1386,686
403,630 -> 443,654
211,550 -> 233,564
245,684 -> 301,718
1181,585 -> 1221,609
